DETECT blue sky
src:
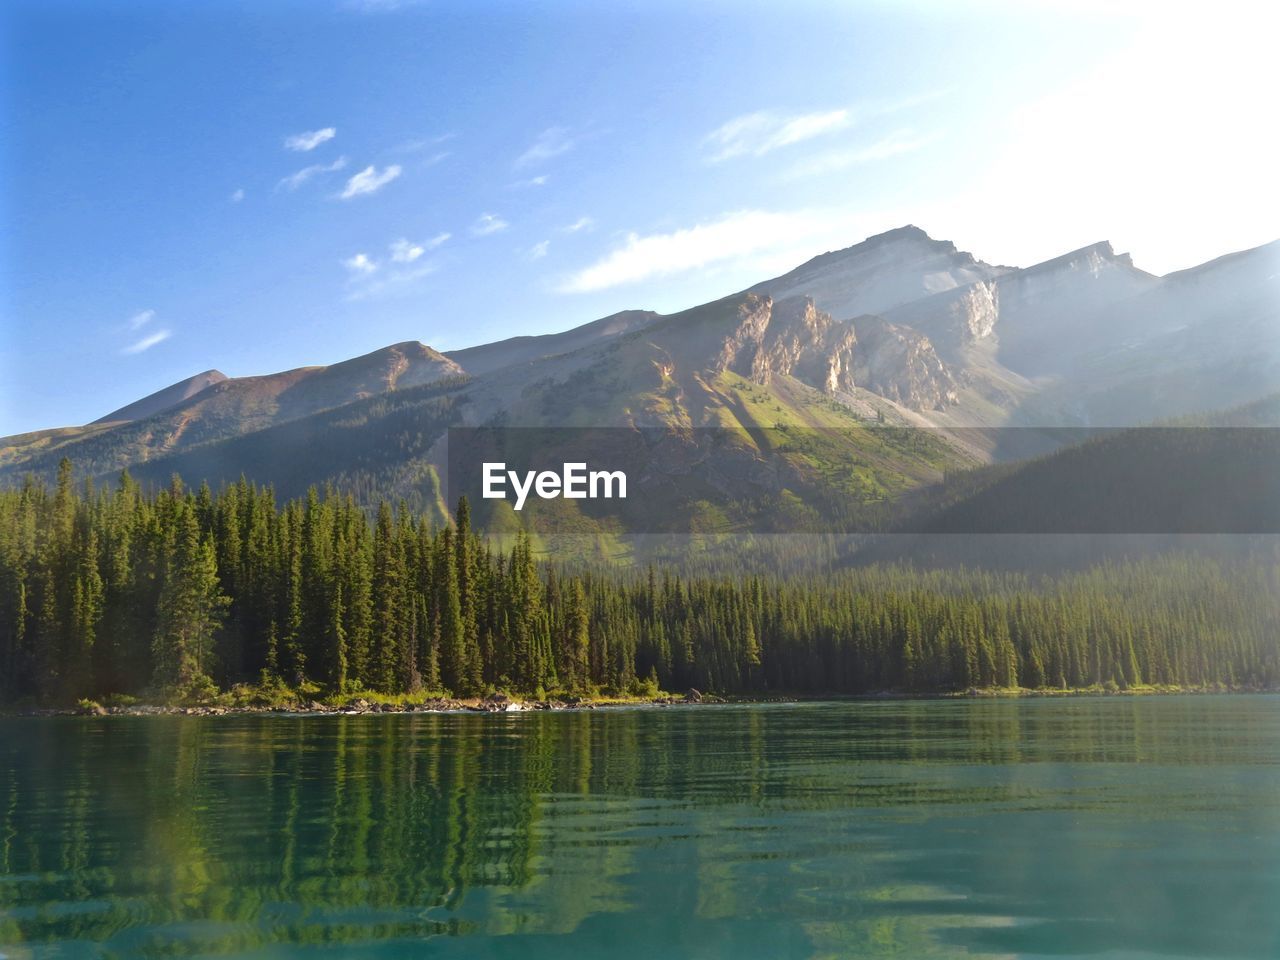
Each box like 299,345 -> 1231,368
3,0 -> 1277,435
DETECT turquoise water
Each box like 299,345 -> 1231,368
1,697 -> 1277,958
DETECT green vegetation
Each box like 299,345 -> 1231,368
1,458 -> 1276,707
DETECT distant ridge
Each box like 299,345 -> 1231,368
1016,240 -> 1152,278
5,226 -> 1276,510
93,369 -> 227,424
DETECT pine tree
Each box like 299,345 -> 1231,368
436,527 -> 466,694
368,501 -> 402,692
152,503 -> 226,693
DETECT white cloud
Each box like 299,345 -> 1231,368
343,253 -> 378,274
471,213 -> 509,236
783,130 -> 941,180
425,231 -> 451,249
528,240 -> 550,261
562,216 -> 594,234
345,262 -> 438,301
511,174 -> 549,188
127,309 -> 155,330
389,238 -> 424,263
516,127 -> 574,167
230,188 -> 246,203
122,329 -> 172,355
284,127 -> 336,152
558,208 -> 870,293
278,156 -> 348,192
339,164 -> 402,199
703,109 -> 850,162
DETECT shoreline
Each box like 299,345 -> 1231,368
5,684 -> 1276,718
13,690 -> 721,718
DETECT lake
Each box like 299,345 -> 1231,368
1,697 -> 1277,958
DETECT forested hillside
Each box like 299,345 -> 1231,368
2,461 -> 1276,707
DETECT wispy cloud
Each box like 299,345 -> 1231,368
388,232 -> 449,260
527,240 -> 550,261
471,213 -> 509,237
559,208 -> 862,293
343,253 -> 378,275
122,329 -> 172,355
342,235 -> 448,299
398,132 -> 455,153
389,238 -> 424,263
278,156 -> 348,192
702,109 -> 850,162
284,127 -> 336,152
511,174 -> 549,188
345,262 -> 438,301
516,127 -> 574,167
127,309 -> 155,331
562,216 -> 594,234
783,130 -> 941,179
230,188 -> 246,203
339,164 -> 402,199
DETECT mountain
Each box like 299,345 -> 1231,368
446,309 -> 658,376
986,241 -> 1159,376
93,369 -> 228,424
754,225 -> 1009,318
2,227 -> 1276,534
0,341 -> 464,484
1016,239 -> 1280,425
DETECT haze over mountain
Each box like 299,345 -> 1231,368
3,227 -> 1276,527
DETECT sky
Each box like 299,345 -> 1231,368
2,0 -> 1277,436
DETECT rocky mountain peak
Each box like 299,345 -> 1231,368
756,225 -> 1005,323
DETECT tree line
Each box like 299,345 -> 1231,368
1,460 -> 1276,705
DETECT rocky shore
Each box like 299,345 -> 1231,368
26,689 -> 721,718
13,684 -> 1257,718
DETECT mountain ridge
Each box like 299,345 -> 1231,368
3,227 -> 1276,524
93,369 -> 229,424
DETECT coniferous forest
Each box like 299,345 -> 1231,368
1,459 -> 1277,707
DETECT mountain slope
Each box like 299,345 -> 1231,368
446,309 -> 658,376
849,393 -> 1280,569
94,369 -> 228,424
1,341 -> 465,483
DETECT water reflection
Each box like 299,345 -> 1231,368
1,697 -> 1278,958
